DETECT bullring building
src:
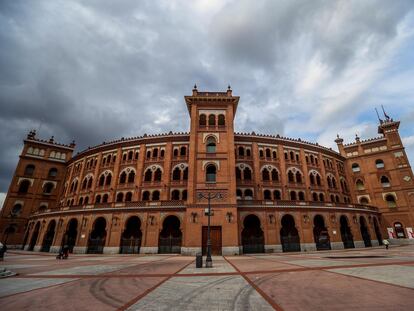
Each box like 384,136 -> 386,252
1,87 -> 414,255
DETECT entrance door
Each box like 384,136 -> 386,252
202,226 -> 222,255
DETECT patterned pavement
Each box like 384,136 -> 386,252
0,246 -> 413,310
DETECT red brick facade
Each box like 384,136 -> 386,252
1,88 -> 413,254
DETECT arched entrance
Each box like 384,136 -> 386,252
394,222 -> 406,238
340,216 -> 354,249
242,215 -> 264,253
61,219 -> 78,253
87,217 -> 107,254
373,218 -> 383,245
158,215 -> 182,254
280,214 -> 301,252
120,216 -> 142,254
360,216 -> 372,247
29,222 -> 40,251
41,220 -> 56,252
313,215 -> 331,250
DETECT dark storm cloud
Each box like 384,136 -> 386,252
0,0 -> 413,195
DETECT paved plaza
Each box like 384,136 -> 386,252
1,246 -> 414,310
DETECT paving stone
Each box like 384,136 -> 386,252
31,264 -> 136,275
0,278 -> 76,297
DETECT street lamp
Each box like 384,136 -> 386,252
197,191 -> 222,268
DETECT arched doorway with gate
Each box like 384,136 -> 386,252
242,214 -> 264,254
120,216 -> 142,254
280,214 -> 301,252
29,222 -> 40,251
340,216 -> 354,248
87,217 -> 107,254
360,216 -> 372,247
61,219 -> 78,253
158,215 -> 182,254
394,222 -> 406,238
41,220 -> 56,252
373,217 -> 383,245
313,215 -> 331,250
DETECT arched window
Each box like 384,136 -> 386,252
125,192 -> 132,202
95,195 -> 101,204
172,167 -> 181,180
327,176 -> 332,188
290,191 -> 297,200
319,193 -> 325,202
120,172 -> 127,184
288,171 -> 294,183
359,197 -> 369,205
152,190 -> 160,201
273,190 -> 281,200
262,169 -> 270,181
135,152 -> 139,160
180,146 -> 187,156
128,151 -> 133,160
18,180 -> 31,193
99,175 -> 105,187
335,195 -> 340,203
316,174 -> 321,186
171,190 -> 180,200
385,194 -> 397,208
173,149 -> 179,157
238,147 -> 245,157
236,189 -> 242,199
122,154 -> 127,162
290,151 -> 294,161
208,114 -> 216,126
116,192 -> 124,202
182,190 -> 187,200
144,170 -> 152,182
310,174 -> 315,185
312,192 -> 318,201
160,149 -> 165,158
298,191 -> 305,201
48,168 -> 58,177
142,191 -> 150,201
259,150 -> 264,158
218,114 -> 225,126
206,164 -> 217,182
183,167 -> 188,180
146,150 -> 151,159
11,204 -> 22,216
356,179 -> 364,190
206,136 -> 216,153
107,154 -> 112,163
295,171 -> 302,183
264,190 -> 272,200
265,149 -> 271,158
102,194 -> 109,203
24,164 -> 35,176
154,168 -> 162,182
244,189 -> 253,200
152,148 -> 158,158
43,182 -> 54,194
105,174 -> 112,186
82,178 -> 87,190
330,194 -> 335,202
236,167 -> 242,180
244,167 -> 252,180
375,159 -> 384,169
381,176 -> 390,188
199,114 -> 206,126
87,178 -> 93,189
84,196 -> 89,205
79,197 -> 84,205
352,163 -> 360,172
128,171 -> 135,183
332,177 -> 337,189
272,151 -> 277,159
246,149 -> 251,157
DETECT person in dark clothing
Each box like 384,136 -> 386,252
0,242 -> 7,261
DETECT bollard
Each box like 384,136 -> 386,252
196,253 -> 203,268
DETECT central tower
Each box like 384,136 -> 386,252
183,86 -> 240,255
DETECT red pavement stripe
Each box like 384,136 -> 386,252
224,256 -> 284,311
116,258 -> 195,311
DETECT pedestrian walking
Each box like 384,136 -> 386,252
382,239 -> 390,250
0,242 -> 7,261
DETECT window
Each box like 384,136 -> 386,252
142,191 -> 150,201
24,164 -> 35,176
103,194 -> 109,203
199,114 -> 206,126
146,150 -> 151,159
385,194 -> 397,208
125,192 -> 132,202
152,148 -> 158,158
152,190 -> 160,201
154,168 -> 162,182
105,174 -> 112,186
259,150 -> 264,158
87,178 -> 93,189
206,164 -> 217,182
11,204 -> 22,216
206,137 -> 216,153
173,149 -> 179,157
310,174 -> 315,185
182,190 -> 187,200
265,149 -> 271,158
48,168 -> 58,177
380,176 -> 390,188
319,193 -> 325,202
288,171 -> 294,183
264,190 -> 272,200
244,189 -> 253,200
295,171 -> 302,183
120,172 -> 127,184
236,167 -> 242,180
43,182 -> 54,194
352,163 -> 360,172
356,179 -> 365,190
246,149 -> 251,157
236,189 -> 242,199
298,191 -> 305,201
99,175 -> 105,186
171,190 -> 180,200
262,169 -> 270,181
183,167 -> 188,180
116,192 -> 124,202
144,170 -> 152,182
128,171 -> 135,183
359,197 -> 369,205
218,114 -> 225,126
290,191 -> 297,200
273,190 -> 281,200
208,114 -> 216,126
180,146 -> 186,156
18,180 -> 31,193
375,159 -> 384,169
238,147 -> 245,157
244,167 -> 252,180
272,151 -> 277,159
95,195 -> 101,204
79,197 -> 84,205
312,192 -> 318,201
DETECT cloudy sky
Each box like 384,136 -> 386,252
1,0 -> 414,207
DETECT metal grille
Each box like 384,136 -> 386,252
158,236 -> 182,254
87,238 -> 105,254
120,237 -> 141,254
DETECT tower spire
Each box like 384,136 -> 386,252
375,108 -> 383,124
